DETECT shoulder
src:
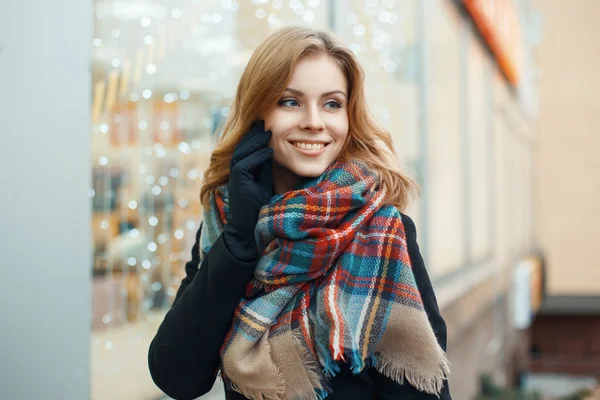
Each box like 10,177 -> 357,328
399,212 -> 416,236
399,213 -> 420,256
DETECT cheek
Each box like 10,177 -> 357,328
328,114 -> 349,144
265,112 -> 292,148
264,109 -> 295,135
265,122 -> 283,150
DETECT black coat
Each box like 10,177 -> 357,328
148,214 -> 452,400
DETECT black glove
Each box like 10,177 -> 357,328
222,120 -> 273,261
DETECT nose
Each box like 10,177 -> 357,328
299,104 -> 325,132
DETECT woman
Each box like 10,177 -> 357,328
148,27 -> 451,400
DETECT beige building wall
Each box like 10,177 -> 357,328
533,0 -> 600,295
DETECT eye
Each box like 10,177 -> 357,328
324,100 -> 342,110
278,98 -> 300,108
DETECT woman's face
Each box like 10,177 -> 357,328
264,53 -> 349,186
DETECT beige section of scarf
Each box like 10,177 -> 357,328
222,329 -> 285,400
223,304 -> 450,399
224,328 -> 325,400
375,304 -> 450,395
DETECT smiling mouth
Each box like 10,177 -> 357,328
289,141 -> 330,151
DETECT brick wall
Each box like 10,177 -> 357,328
530,315 -> 600,376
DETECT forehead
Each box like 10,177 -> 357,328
288,53 -> 348,93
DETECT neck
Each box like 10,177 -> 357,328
272,162 -> 305,195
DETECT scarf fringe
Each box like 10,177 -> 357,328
250,278 -> 265,289
225,333 -> 287,400
226,332 -> 323,400
321,358 -> 341,378
225,363 -> 286,400
291,330 -> 325,395
228,381 -> 285,400
374,351 -> 451,397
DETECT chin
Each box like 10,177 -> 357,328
287,161 -> 332,178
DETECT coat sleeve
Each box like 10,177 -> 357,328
372,214 -> 452,399
148,224 -> 257,400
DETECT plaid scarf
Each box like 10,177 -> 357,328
200,161 -> 449,400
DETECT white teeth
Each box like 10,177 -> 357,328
293,142 -> 325,150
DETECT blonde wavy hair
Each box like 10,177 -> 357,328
200,26 -> 419,210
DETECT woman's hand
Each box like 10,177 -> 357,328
223,120 -> 273,261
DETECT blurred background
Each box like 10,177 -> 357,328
1,0 -> 599,399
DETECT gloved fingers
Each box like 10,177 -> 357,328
231,129 -> 272,167
233,147 -> 274,175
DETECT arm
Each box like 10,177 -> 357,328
372,214 -> 452,399
402,213 -> 451,399
148,224 -> 257,400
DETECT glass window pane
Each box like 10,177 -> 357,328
492,71 -> 510,264
333,0 -> 424,229
426,0 -> 465,276
468,34 -> 492,262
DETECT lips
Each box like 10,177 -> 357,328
288,140 -> 330,156
291,141 -> 327,150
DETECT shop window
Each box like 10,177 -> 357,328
91,2 -> 332,398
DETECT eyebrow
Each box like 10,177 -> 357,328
284,87 -> 347,98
